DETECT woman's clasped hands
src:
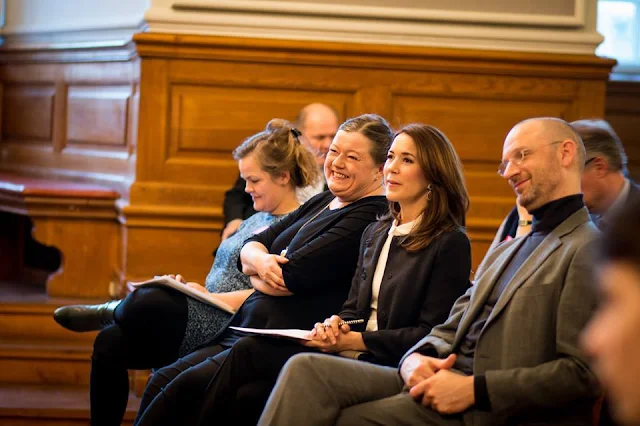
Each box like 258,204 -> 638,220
303,315 -> 354,352
253,252 -> 289,292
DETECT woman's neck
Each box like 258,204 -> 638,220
397,200 -> 424,225
270,190 -> 301,216
332,184 -> 384,209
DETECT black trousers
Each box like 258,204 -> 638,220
195,336 -> 317,426
133,343 -> 231,426
90,286 -> 188,426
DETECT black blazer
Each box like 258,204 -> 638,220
231,192 -> 388,331
339,221 -> 472,366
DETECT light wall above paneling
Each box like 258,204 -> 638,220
0,0 -> 603,55
145,0 -> 602,55
0,0 -> 148,46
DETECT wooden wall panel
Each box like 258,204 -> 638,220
1,84 -> 55,143
0,54 -> 139,197
2,35 -> 627,289
67,85 -> 131,147
125,33 -> 615,277
169,85 -> 349,157
124,226 -> 220,284
164,84 -> 352,188
393,95 -> 575,161
605,80 -> 640,182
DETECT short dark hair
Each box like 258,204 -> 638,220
571,119 -> 628,174
600,196 -> 640,269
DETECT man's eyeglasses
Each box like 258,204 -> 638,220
584,157 -> 597,167
497,140 -> 563,177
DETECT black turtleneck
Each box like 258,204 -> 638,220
455,194 -> 585,410
529,194 -> 584,234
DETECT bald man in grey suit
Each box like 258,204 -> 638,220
258,117 -> 601,426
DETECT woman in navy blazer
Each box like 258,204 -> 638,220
189,123 -> 473,425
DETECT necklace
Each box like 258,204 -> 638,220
280,201 -> 332,257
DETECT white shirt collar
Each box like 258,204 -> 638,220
388,218 -> 417,237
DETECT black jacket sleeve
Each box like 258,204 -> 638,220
337,223 -> 376,321
237,194 -> 326,272
283,204 -> 383,296
223,174 -> 256,225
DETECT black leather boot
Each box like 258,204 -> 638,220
53,300 -> 122,332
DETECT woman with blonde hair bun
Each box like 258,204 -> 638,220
53,118 -> 318,426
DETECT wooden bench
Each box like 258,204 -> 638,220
0,172 -> 120,299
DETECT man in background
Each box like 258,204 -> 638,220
222,103 -> 339,240
572,119 -> 639,231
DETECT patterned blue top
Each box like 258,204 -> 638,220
179,212 -> 283,356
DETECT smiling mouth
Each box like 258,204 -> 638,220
332,171 -> 348,179
513,179 -> 529,190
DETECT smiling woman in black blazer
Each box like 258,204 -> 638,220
190,123 -> 472,426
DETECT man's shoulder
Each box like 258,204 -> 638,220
626,179 -> 640,204
562,214 -> 599,243
548,210 -> 599,265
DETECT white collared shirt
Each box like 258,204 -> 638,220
366,219 -> 416,332
296,173 -> 326,204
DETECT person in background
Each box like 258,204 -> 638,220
51,119 -> 318,426
222,103 -> 339,239
572,119 -> 638,231
582,197 -> 640,426
258,117 -> 601,426
194,123 -> 472,425
132,114 -> 392,426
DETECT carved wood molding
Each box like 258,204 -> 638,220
134,33 -> 615,79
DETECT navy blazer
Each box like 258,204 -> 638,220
339,221 -> 471,366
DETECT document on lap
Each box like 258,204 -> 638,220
130,275 -> 236,314
229,326 -> 313,341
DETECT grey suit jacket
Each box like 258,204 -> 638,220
401,207 -> 601,426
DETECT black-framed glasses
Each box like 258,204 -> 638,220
584,157 -> 597,166
497,140 -> 563,177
